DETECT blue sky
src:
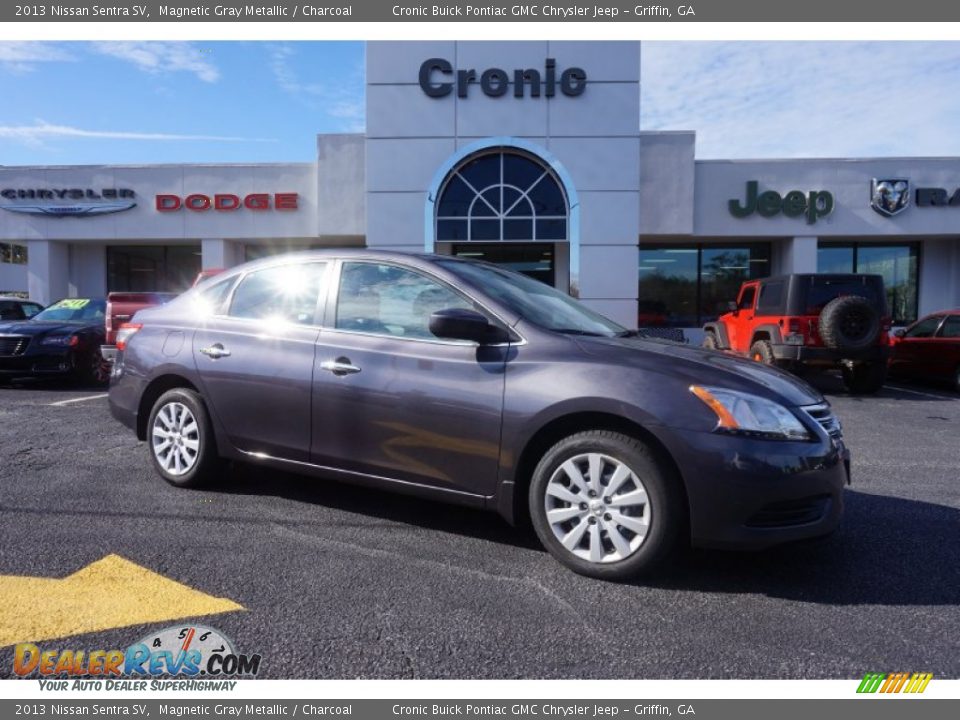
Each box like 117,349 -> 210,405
3,41 -> 960,164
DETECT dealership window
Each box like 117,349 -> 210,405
435,150 -> 568,243
817,242 -> 919,324
452,244 -> 555,286
638,243 -> 772,327
0,243 -> 28,265
107,245 -> 201,293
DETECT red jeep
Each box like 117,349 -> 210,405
702,274 -> 891,394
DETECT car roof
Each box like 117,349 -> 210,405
0,296 -> 38,302
754,273 -> 885,283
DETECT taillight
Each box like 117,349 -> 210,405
115,323 -> 142,352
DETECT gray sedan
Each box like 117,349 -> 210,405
108,250 -> 849,580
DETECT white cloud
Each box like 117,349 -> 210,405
91,42 -> 220,83
0,120 -> 275,146
0,42 -> 73,73
267,44 -> 365,131
641,42 -> 960,158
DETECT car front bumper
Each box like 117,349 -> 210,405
0,347 -> 76,376
657,427 -> 849,550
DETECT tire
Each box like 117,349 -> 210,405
841,362 -> 887,394
953,366 -> 960,395
146,388 -> 221,488
749,339 -> 775,365
528,430 -> 682,581
819,295 -> 880,351
701,332 -> 720,351
74,348 -> 110,387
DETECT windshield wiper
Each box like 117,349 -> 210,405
553,328 -> 608,337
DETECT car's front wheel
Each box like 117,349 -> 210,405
529,430 -> 682,581
147,388 -> 220,488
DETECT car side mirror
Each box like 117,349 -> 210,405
429,308 -> 510,345
894,328 -> 906,338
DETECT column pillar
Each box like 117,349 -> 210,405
780,236 -> 818,275
201,239 -> 242,270
27,240 -> 69,305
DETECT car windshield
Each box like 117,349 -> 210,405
32,298 -> 106,323
439,260 -> 626,337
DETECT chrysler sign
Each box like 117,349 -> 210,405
0,188 -> 136,217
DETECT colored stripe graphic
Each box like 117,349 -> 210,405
857,672 -> 933,694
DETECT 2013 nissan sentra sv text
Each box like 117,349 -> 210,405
108,251 -> 850,580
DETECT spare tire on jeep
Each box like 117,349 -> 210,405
819,295 -> 880,351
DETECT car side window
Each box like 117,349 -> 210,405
0,301 -> 20,320
335,262 -> 476,340
940,316 -> 960,339
23,303 -> 42,318
756,282 -> 782,314
228,263 -> 327,325
198,277 -> 237,316
738,286 -> 756,310
905,315 -> 944,339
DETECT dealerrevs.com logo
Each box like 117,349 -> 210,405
14,625 -> 261,688
856,672 -> 933,694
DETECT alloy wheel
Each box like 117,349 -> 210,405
544,452 -> 651,564
152,402 -> 200,476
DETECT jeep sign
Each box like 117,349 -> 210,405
729,181 -> 834,224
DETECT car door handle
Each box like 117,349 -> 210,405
320,357 -> 361,376
199,344 -> 231,359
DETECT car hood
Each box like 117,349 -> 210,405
0,321 -> 95,337
574,335 -> 825,407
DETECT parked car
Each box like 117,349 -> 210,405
101,292 -> 177,364
702,274 -> 891,394
108,251 -> 849,581
888,310 -> 960,393
0,297 -> 109,384
0,297 -> 44,321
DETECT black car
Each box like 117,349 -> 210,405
109,251 -> 849,581
0,297 -> 110,384
0,297 -> 44,321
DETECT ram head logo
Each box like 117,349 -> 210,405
871,178 -> 910,217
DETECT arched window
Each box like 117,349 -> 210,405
435,150 -> 568,243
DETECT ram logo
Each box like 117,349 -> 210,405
871,178 -> 910,217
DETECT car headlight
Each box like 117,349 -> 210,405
40,334 -> 79,347
690,385 -> 812,441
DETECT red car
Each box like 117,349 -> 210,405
889,311 -> 960,393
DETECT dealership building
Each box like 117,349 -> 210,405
2,41 -> 960,334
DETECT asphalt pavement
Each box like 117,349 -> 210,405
1,373 -> 958,679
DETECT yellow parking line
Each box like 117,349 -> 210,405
0,554 -> 243,647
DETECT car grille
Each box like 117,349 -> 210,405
0,335 -> 29,357
746,495 -> 831,528
802,402 -> 843,440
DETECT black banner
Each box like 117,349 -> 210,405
4,1 -> 960,22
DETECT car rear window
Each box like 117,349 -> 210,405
801,278 -> 884,315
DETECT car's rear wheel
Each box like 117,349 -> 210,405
953,365 -> 960,394
529,430 -> 681,581
841,361 -> 887,394
147,388 -> 220,488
